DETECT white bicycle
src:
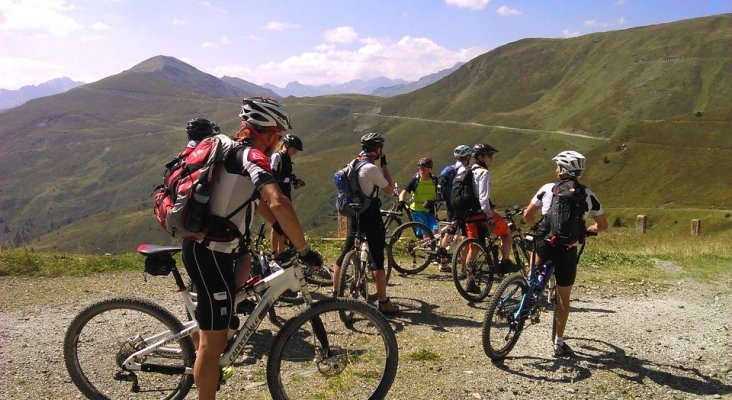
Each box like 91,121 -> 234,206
64,244 -> 399,400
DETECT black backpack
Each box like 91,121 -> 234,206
541,178 -> 588,246
450,166 -> 481,223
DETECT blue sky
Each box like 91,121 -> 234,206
0,0 -> 729,90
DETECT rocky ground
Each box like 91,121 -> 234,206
0,260 -> 730,399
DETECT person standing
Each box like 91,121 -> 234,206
332,132 -> 398,315
269,133 -> 305,253
460,143 -> 514,293
398,157 -> 439,239
436,145 -> 473,271
181,97 -> 322,400
523,150 -> 607,357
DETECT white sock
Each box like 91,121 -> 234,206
554,336 -> 564,346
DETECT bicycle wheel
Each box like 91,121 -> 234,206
451,238 -> 496,302
337,250 -> 367,322
386,221 -> 435,274
511,235 -> 530,276
64,297 -> 195,400
304,265 -> 335,287
267,298 -> 399,400
383,215 -> 402,238
482,274 -> 528,360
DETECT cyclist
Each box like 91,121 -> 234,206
398,157 -> 439,238
436,145 -> 473,272
269,133 -> 306,253
523,150 -> 607,357
461,143 -> 515,293
181,97 -> 322,400
331,132 -> 399,315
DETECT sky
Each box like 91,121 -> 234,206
0,0 -> 730,90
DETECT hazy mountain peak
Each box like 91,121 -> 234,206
128,55 -> 196,74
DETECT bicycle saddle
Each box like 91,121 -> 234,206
136,244 -> 183,258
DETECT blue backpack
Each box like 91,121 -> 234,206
334,159 -> 372,217
438,164 -> 457,201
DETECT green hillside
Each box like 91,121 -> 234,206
2,14 -> 731,253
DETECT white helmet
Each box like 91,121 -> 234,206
239,97 -> 292,130
453,145 -> 472,158
553,150 -> 586,177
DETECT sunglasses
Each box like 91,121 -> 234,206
255,125 -> 283,137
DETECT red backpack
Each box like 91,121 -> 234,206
153,134 -> 246,241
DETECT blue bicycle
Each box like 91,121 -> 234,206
481,231 -> 596,360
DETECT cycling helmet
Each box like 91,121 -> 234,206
473,143 -> 498,156
453,145 -> 472,158
282,133 -> 303,151
553,150 -> 586,177
239,97 -> 292,130
360,132 -> 385,151
186,118 -> 215,141
417,157 -> 433,168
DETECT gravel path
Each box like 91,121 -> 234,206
1,263 -> 730,399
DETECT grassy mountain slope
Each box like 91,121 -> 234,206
2,15 -> 731,253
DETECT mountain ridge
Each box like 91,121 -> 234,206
0,14 -> 730,252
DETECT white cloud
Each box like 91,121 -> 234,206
617,16 -> 626,25
89,22 -> 110,31
496,5 -> 521,16
445,0 -> 489,10
172,18 -> 185,26
201,35 -> 231,48
0,0 -> 82,37
324,26 -> 359,44
562,29 -> 581,38
213,35 -> 485,87
584,17 -> 626,28
265,21 -> 301,31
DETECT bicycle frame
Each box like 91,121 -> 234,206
120,258 -> 316,374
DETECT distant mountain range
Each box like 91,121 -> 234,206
0,77 -> 84,110
0,13 -> 730,252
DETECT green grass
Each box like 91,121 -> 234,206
405,348 -> 441,362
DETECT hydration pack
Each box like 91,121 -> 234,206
541,178 -> 588,246
449,166 -> 481,223
334,159 -> 373,217
152,134 -> 245,241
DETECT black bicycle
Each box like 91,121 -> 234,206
451,206 -> 531,302
482,232 -> 597,360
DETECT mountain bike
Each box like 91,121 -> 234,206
380,184 -> 408,237
64,244 -> 399,400
337,205 -> 392,319
385,219 -> 463,275
450,206 -> 531,302
481,232 -> 597,361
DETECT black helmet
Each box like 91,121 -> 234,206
239,97 -> 292,130
186,118 -> 216,141
283,133 -> 303,151
473,143 -> 498,156
360,132 -> 385,151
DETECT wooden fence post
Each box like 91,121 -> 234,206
337,214 -> 347,238
690,219 -> 701,235
636,215 -> 647,234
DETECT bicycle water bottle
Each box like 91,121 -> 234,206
535,261 -> 553,292
360,241 -> 369,262
185,184 -> 210,232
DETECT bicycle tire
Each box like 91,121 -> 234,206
266,298 -> 399,400
386,221 -> 435,274
64,297 -> 196,400
383,215 -> 402,238
511,235 -> 530,276
304,265 -> 335,287
451,238 -> 496,302
482,274 -> 528,360
337,250 -> 368,322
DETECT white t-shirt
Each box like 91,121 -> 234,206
358,162 -> 388,198
530,182 -> 604,218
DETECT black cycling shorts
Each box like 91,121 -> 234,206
182,240 -> 237,330
536,241 -> 579,287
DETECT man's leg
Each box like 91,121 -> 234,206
554,284 -> 573,339
194,329 -> 229,400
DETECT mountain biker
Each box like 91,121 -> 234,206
181,97 -> 323,400
436,145 -> 473,272
331,132 -> 399,315
523,150 -> 607,357
398,157 -> 439,238
269,133 -> 305,253
461,143 -> 515,293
